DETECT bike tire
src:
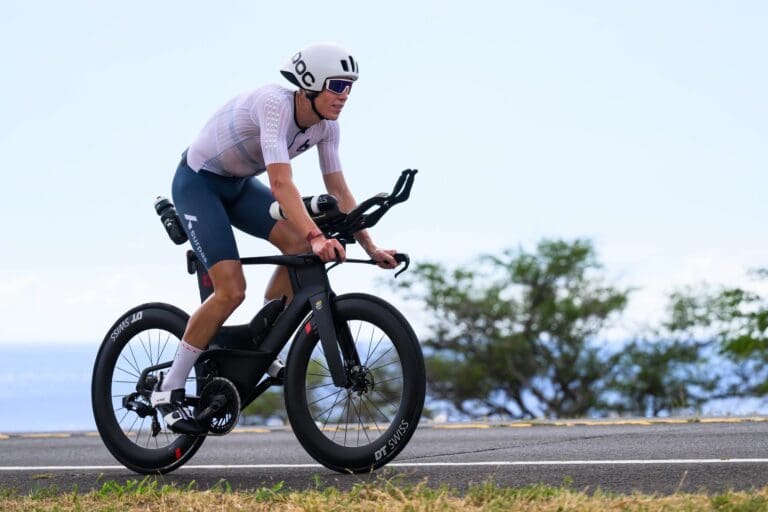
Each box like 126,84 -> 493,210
284,293 -> 425,473
91,303 -> 206,474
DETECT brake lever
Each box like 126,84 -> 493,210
325,247 -> 345,272
393,253 -> 410,278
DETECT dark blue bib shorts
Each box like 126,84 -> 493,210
171,151 -> 277,269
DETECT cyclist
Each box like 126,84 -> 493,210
151,42 -> 398,434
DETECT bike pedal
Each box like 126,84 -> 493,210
122,393 -> 153,418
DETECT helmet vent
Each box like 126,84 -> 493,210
349,56 -> 357,73
340,60 -> 349,72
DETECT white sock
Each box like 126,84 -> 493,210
161,340 -> 204,391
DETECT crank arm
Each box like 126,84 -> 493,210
195,395 -> 226,422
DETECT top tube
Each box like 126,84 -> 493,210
239,254 -> 320,267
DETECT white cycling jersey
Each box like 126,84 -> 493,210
186,84 -> 342,178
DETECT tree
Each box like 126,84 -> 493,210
393,239 -> 629,419
605,269 -> 768,418
661,270 -> 768,397
241,389 -> 286,424
606,338 -> 715,417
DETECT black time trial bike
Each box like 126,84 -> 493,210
91,169 -> 425,475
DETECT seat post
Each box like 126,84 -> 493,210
186,250 -> 214,303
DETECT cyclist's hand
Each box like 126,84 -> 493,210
311,236 -> 346,262
367,247 -> 399,269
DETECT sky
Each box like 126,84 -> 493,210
1,1 -> 766,345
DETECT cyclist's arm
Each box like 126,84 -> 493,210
322,172 -> 396,268
268,163 -> 345,261
322,171 -> 374,250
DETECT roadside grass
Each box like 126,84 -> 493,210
2,475 -> 768,511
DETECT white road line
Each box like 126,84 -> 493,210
3,459 -> 768,471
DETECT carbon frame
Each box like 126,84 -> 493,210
187,251 -> 353,406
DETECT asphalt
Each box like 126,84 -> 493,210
1,419 -> 768,495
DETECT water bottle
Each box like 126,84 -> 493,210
154,196 -> 188,245
269,194 -> 339,221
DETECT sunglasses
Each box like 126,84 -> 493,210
324,78 -> 354,95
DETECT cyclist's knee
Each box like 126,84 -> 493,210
208,260 -> 246,309
284,238 -> 310,254
282,230 -> 310,254
270,221 -> 310,254
215,286 -> 246,310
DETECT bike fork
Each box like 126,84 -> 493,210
308,292 -> 357,388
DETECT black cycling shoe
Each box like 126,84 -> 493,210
150,375 -> 204,436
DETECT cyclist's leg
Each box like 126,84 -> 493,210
227,176 -> 307,302
265,222 -> 310,302
158,159 -> 247,406
183,260 -> 245,346
172,164 -> 249,347
151,157 -> 249,432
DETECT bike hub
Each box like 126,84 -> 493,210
348,365 -> 374,395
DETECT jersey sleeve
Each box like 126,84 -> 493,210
317,121 -> 342,174
254,93 -> 292,166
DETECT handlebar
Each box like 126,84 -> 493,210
265,168 -> 417,244
326,252 -> 411,278
163,169 -> 418,275
268,170 -> 417,276
315,169 -> 418,244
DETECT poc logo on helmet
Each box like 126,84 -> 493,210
291,52 -> 316,88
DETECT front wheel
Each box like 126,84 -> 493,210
284,294 -> 426,473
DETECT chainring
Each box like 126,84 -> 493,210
199,377 -> 241,436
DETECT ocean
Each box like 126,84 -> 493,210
0,344 -> 99,433
1,343 -> 766,433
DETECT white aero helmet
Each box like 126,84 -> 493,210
280,42 -> 359,93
